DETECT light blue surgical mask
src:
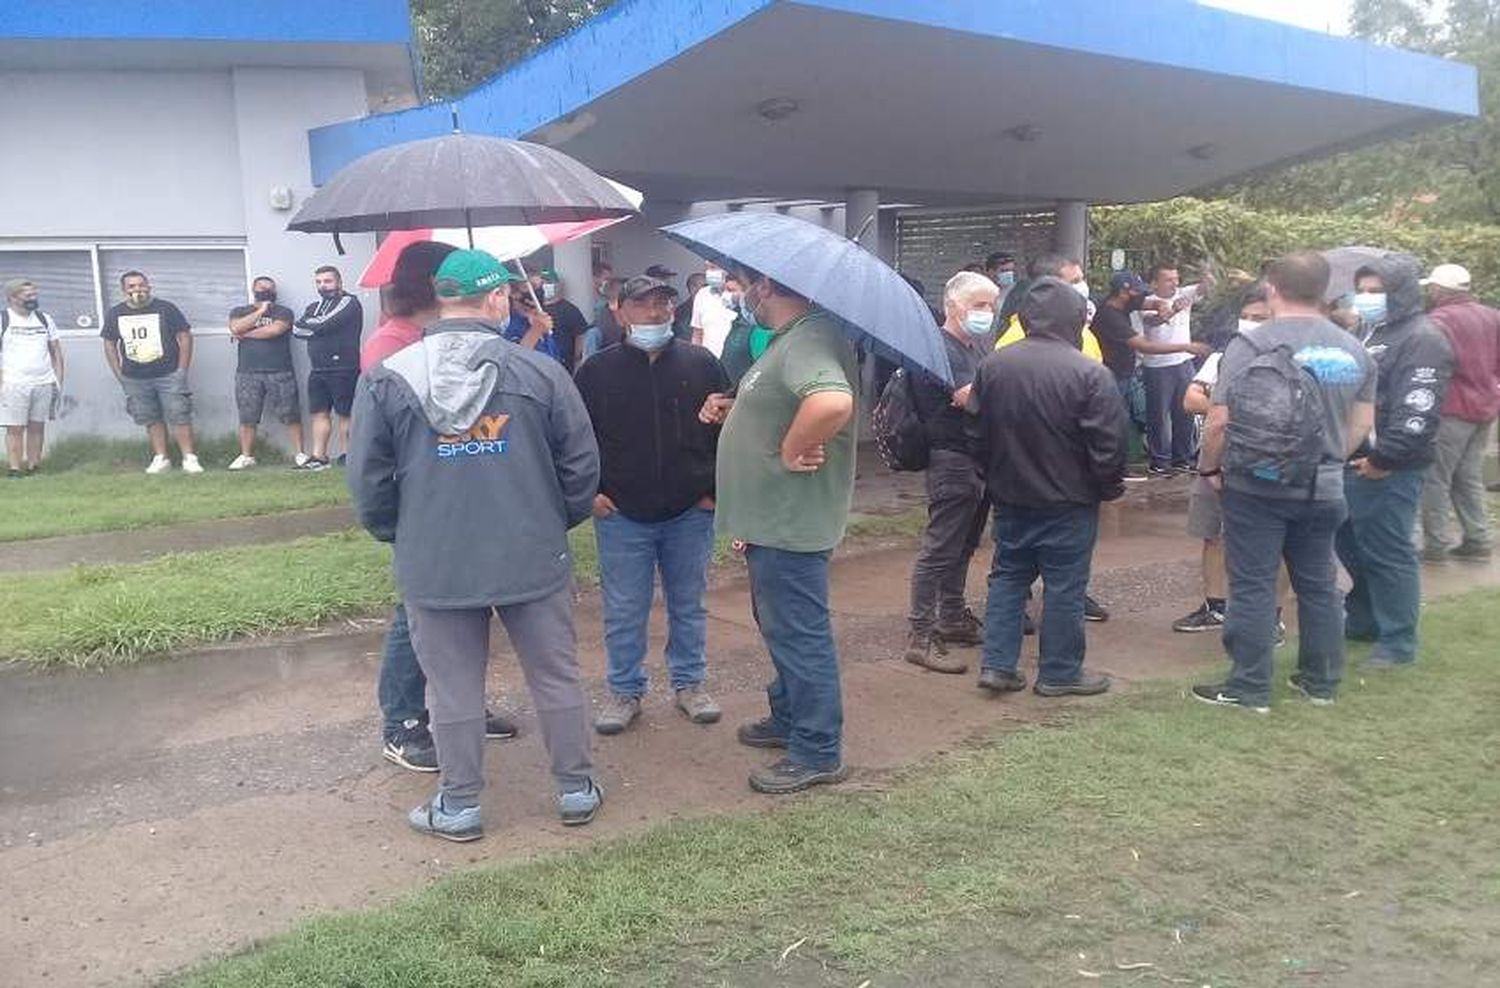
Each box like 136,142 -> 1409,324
1352,292 -> 1388,326
628,322 -> 673,351
962,309 -> 995,336
996,270 -> 1016,289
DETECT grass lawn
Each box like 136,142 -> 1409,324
2,435 -> 349,542
172,590 -> 1500,988
0,512 -> 922,668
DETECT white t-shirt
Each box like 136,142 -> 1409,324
1140,283 -> 1202,369
690,285 -> 736,358
1,308 -> 60,386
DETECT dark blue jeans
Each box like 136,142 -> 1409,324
746,545 -> 842,771
1336,468 -> 1426,662
377,602 -> 427,740
595,506 -> 716,697
981,504 -> 1099,685
1142,361 -> 1197,468
1222,490 -> 1348,704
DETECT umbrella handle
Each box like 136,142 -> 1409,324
514,255 -> 546,312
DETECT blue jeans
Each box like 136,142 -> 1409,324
377,602 -> 427,740
981,504 -> 1099,685
1336,468 -> 1425,662
1222,491 -> 1348,704
595,506 -> 716,697
746,545 -> 842,771
1142,361 -> 1197,468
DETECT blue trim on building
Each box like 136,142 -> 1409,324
308,0 -> 1479,184
6,0 -> 412,44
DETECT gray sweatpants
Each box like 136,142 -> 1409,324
407,587 -> 592,810
1421,416 -> 1494,551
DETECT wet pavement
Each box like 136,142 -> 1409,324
2,489 -> 1496,986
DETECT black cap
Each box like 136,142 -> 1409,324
619,275 -> 679,302
1109,271 -> 1148,294
644,264 -> 678,279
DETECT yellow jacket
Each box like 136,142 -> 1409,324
995,313 -> 1103,363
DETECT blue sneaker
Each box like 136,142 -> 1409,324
407,795 -> 482,843
558,780 -> 603,827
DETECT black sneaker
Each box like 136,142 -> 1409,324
1034,674 -> 1111,697
1191,683 -> 1269,714
1084,595 -> 1109,622
977,667 -> 1027,692
1146,464 -> 1174,478
1451,541 -> 1493,562
484,709 -> 519,740
1287,673 -> 1335,706
736,717 -> 788,749
383,720 -> 439,772
748,758 -> 851,795
1023,611 -> 1037,636
1172,602 -> 1225,633
935,607 -> 984,647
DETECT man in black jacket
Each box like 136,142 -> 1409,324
574,276 -> 730,735
294,265 -> 363,468
1338,254 -> 1454,668
969,277 -> 1128,697
903,270 -> 998,674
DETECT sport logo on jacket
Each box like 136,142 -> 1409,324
436,414 -> 511,458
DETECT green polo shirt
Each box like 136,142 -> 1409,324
715,309 -> 859,552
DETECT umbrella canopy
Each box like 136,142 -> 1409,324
357,180 -> 643,288
1322,245 -> 1393,303
288,133 -> 639,234
660,212 -> 952,385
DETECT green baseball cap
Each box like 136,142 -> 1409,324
434,249 -> 515,297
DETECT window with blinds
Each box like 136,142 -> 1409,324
0,249 -> 99,330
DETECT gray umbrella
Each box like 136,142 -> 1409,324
660,212 -> 953,385
1322,245 -> 1392,303
287,133 -> 639,234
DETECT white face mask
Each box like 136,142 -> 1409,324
1237,318 -> 1261,335
705,269 -> 726,289
541,283 -> 559,302
1072,280 -> 1090,300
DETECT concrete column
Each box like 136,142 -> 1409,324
845,188 -> 881,256
877,210 -> 898,265
1054,199 -> 1088,263
553,234 -> 594,312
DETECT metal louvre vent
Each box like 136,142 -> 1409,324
896,209 -> 1057,306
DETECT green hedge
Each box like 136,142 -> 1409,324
1090,198 -> 1500,301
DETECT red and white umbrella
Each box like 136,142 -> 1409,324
358,179 -> 642,289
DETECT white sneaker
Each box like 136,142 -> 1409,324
227,454 -> 256,471
180,454 -> 205,474
145,454 -> 172,475
293,451 -> 311,468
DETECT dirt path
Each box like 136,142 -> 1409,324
4,505 -> 1491,987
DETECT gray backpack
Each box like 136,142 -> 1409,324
1222,336 -> 1325,490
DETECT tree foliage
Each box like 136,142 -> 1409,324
411,0 -> 615,102
1219,0 -> 1500,223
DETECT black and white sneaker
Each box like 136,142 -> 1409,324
1084,595 -> 1109,623
1146,464 -> 1175,478
383,719 -> 439,772
1172,602 -> 1226,633
484,709 -> 519,740
1191,683 -> 1270,714
1287,673 -> 1335,706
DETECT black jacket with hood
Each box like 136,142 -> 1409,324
968,278 -> 1129,509
1352,254 -> 1454,472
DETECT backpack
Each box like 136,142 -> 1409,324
1222,337 -> 1325,490
0,308 -> 53,346
871,366 -> 929,472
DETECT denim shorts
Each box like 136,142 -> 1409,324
121,369 -> 192,426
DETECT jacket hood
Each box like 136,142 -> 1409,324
1019,277 -> 1088,348
382,319 -> 513,434
1355,252 -> 1424,326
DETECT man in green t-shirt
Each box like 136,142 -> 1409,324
702,267 -> 858,795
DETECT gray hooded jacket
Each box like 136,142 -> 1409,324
347,319 -> 599,608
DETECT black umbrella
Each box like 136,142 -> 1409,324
287,133 -> 639,235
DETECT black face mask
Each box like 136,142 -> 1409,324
318,287 -> 340,300
21,298 -> 40,311
1125,293 -> 1146,312
253,289 -> 277,303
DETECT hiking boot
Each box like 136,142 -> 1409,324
1084,595 -> 1110,622
484,709 -> 519,740
748,758 -> 851,795
935,608 -> 984,647
905,630 -> 968,674
145,454 -> 171,475
594,694 -> 641,735
558,780 -> 604,826
675,686 -> 722,724
408,795 -> 482,842
227,454 -> 256,471
1172,602 -> 1225,633
1451,541 -> 1493,562
1288,672 -> 1335,706
180,453 -> 204,474
1034,674 -> 1111,697
1191,683 -> 1270,714
977,667 -> 1026,693
1422,545 -> 1450,564
383,719 -> 439,772
736,717 -> 788,749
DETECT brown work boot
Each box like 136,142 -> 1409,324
935,607 -> 984,647
903,630 -> 968,674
